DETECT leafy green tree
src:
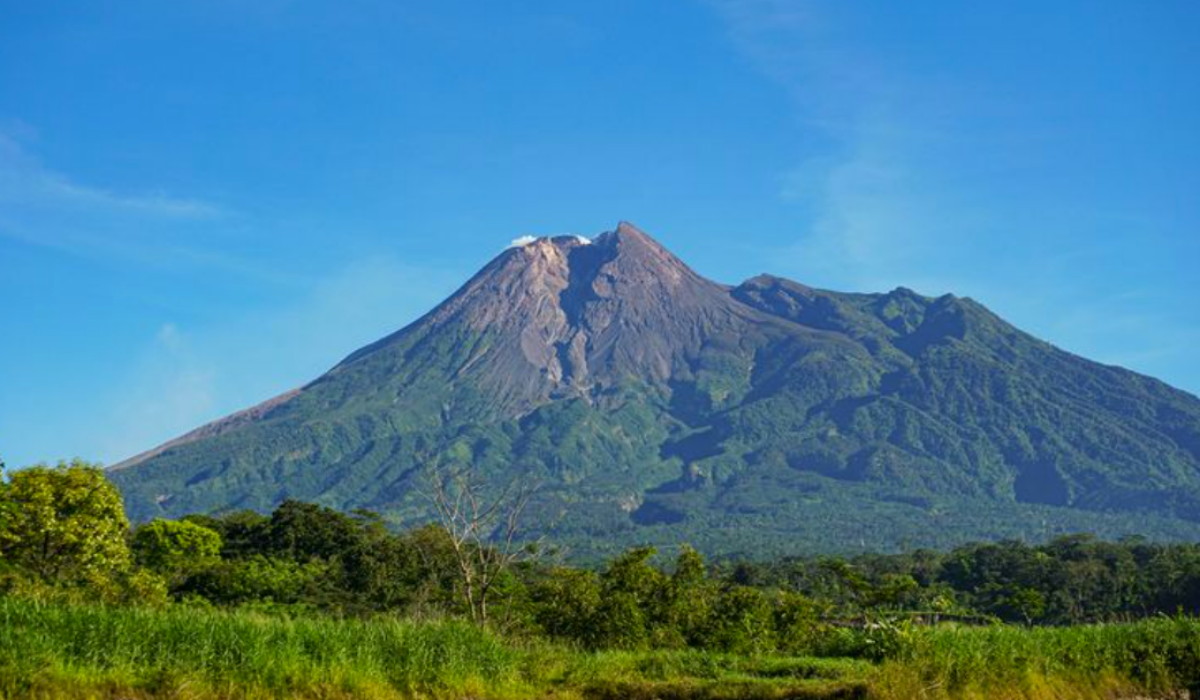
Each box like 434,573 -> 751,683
594,589 -> 649,649
773,590 -> 823,653
663,546 -> 715,646
530,567 -> 603,646
339,519 -> 460,613
131,518 -> 222,580
0,460 -> 130,586
868,573 -> 920,609
986,585 -> 1047,624
703,585 -> 775,654
186,510 -> 269,559
264,500 -> 364,562
398,523 -> 463,612
177,555 -> 329,606
602,546 -> 665,602
0,456 -> 10,546
594,547 -> 665,649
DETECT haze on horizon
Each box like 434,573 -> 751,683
1,1 -> 1197,468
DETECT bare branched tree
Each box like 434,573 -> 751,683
424,467 -> 539,626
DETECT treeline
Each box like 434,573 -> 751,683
730,534 -> 1200,625
3,460 -> 1200,655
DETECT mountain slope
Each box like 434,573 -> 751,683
110,223 -> 1200,556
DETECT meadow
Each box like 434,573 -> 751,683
3,597 -> 1199,700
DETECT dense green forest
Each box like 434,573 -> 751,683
4,460 -> 1200,699
8,460 -> 1200,632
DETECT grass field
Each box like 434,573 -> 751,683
1,598 -> 1198,699
872,617 -> 1200,700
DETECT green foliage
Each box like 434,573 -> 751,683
874,617 -> 1200,699
177,555 -> 331,606
3,597 -> 1200,700
663,546 -> 716,646
0,460 -> 130,587
529,567 -> 603,646
773,591 -> 823,654
111,566 -> 171,607
152,506 -> 464,616
592,547 -> 665,649
2,475 -> 1200,699
263,499 -> 365,561
702,585 -> 776,655
0,597 -> 527,699
8,478 -> 1200,670
132,518 -> 222,577
340,521 -> 445,611
184,509 -> 269,558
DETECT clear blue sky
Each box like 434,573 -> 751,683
1,1 -> 1197,467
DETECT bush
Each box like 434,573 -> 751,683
176,556 -> 331,606
701,586 -> 775,655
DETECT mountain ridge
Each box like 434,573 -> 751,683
110,222 -> 1200,556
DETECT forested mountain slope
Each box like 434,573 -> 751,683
110,223 -> 1200,556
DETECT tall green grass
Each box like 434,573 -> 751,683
556,651 -> 871,700
0,598 -> 869,699
873,618 -> 1200,699
0,597 -> 529,698
3,597 -> 1199,699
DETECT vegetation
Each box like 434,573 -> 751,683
0,460 -> 130,586
9,464 -> 1200,629
873,618 -> 1200,699
426,467 -> 539,626
108,236 -> 1200,557
3,598 -> 1200,699
4,461 -> 1200,697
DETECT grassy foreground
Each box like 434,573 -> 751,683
871,618 -> 1200,699
1,598 -> 1199,700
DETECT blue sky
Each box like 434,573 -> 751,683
1,0 -> 1197,467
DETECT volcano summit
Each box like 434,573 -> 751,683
112,223 -> 1200,556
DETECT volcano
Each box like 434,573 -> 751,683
111,223 -> 1200,556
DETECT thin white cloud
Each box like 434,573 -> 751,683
0,129 -> 309,286
38,178 -> 222,219
0,133 -> 223,219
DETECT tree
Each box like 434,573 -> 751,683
663,546 -> 715,646
177,555 -> 328,606
186,510 -> 269,559
264,500 -> 365,562
0,459 -> 130,586
703,585 -> 775,654
774,590 -> 823,654
0,455 -> 10,541
530,567 -> 603,646
594,546 -> 665,649
426,467 -> 538,625
132,518 -> 222,580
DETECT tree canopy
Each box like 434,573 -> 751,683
0,459 -> 131,587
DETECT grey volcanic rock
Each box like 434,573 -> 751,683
110,223 -> 1200,556
326,222 -> 812,408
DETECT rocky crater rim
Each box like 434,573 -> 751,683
506,221 -> 657,253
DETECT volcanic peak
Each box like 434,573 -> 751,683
109,221 -> 1200,558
